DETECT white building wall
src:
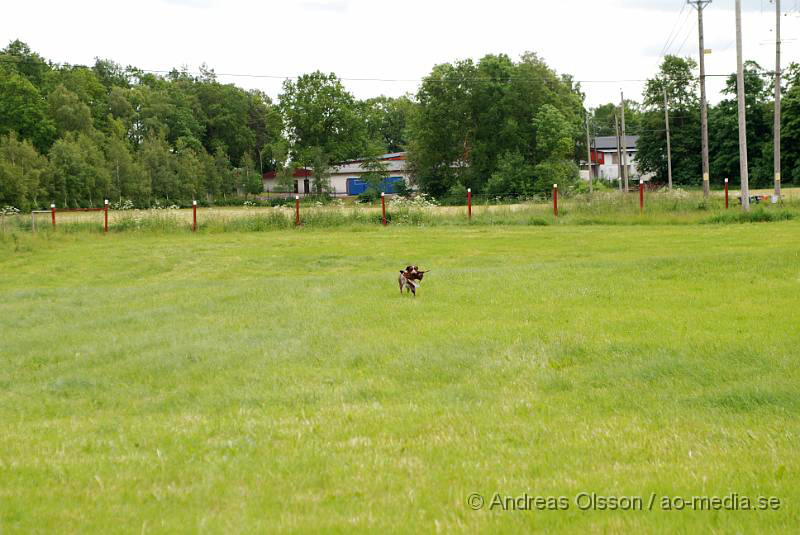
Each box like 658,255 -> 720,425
597,150 -> 640,180
262,156 -> 410,195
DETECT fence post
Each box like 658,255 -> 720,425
467,188 -> 472,218
381,192 -> 386,226
724,178 -> 729,209
639,179 -> 644,215
51,204 -> 56,228
553,184 -> 558,218
104,199 -> 109,232
295,195 -> 300,226
192,200 -> 197,231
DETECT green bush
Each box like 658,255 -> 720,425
357,190 -> 379,204
393,180 -> 411,198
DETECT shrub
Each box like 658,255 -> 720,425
486,151 -> 533,197
111,199 -> 135,211
357,190 -> 379,204
388,193 -> 439,210
573,179 -> 613,194
532,160 -> 579,195
440,182 -> 468,205
393,180 -> 411,198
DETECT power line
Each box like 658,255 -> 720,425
668,12 -> 695,57
676,17 -> 698,57
0,56 -> 780,87
688,0 -> 713,199
660,2 -> 691,57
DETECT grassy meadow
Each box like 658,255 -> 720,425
5,187 -> 800,234
1,220 -> 799,533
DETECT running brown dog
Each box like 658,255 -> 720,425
398,265 -> 428,297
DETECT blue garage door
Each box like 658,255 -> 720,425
347,176 -> 405,195
346,178 -> 368,195
382,176 -> 404,194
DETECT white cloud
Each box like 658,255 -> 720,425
162,0 -> 214,8
300,1 -> 348,13
622,0 -> 774,11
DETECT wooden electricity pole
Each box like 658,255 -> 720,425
620,91 -> 629,192
614,112 -> 623,191
664,88 -> 673,190
774,0 -> 782,198
736,0 -> 750,210
585,112 -> 593,194
689,0 -> 712,199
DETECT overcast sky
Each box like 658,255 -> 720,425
4,0 -> 799,108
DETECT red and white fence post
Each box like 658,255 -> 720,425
724,178 -> 729,209
467,188 -> 472,219
51,204 -> 56,228
295,196 -> 300,226
553,184 -> 558,218
104,199 -> 109,232
639,179 -> 644,215
381,192 -> 386,226
192,200 -> 197,231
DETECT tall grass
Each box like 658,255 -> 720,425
702,207 -> 795,224
2,191 -> 798,234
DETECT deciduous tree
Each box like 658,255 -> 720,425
408,53 -> 583,196
279,71 -> 367,164
637,55 -> 701,185
0,69 -> 56,151
0,133 -> 48,209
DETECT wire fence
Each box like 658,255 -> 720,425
2,187 -> 796,236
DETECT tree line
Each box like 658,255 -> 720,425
592,55 -> 800,189
1,40 -> 798,211
0,40 -> 414,209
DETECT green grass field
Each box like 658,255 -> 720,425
1,222 -> 799,533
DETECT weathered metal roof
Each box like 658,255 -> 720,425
262,152 -> 407,180
594,135 -> 638,151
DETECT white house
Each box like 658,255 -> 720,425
262,152 -> 411,196
580,135 -> 653,181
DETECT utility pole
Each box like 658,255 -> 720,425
614,112 -> 623,191
774,0 -> 782,198
620,91 -> 629,193
593,119 -> 600,183
688,0 -> 712,199
736,0 -> 750,210
585,112 -> 593,194
664,88 -> 673,190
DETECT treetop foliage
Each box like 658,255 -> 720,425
0,40 -> 412,209
1,41 -> 798,210
633,54 -> 796,188
407,52 -> 583,197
